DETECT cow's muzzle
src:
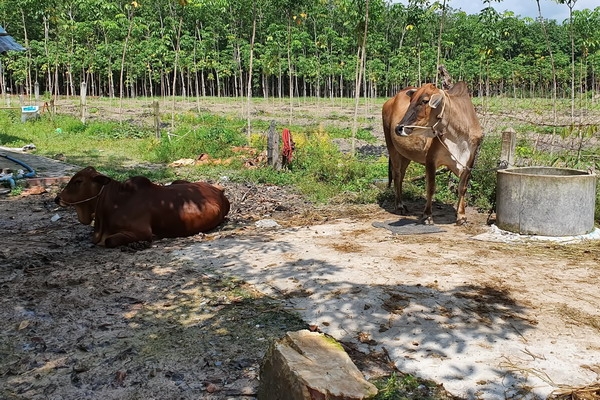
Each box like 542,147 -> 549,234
395,124 -> 411,137
54,195 -> 66,206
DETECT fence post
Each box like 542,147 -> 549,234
500,127 -> 516,169
80,82 -> 87,124
153,101 -> 160,139
267,120 -> 280,170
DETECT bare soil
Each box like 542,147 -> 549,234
0,152 -> 321,400
2,120 -> 600,399
3,169 -> 600,400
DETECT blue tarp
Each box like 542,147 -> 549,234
0,25 -> 26,53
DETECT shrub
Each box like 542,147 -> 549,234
469,135 -> 502,212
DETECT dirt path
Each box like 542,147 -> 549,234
173,206 -> 600,399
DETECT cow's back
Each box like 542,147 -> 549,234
146,181 -> 230,237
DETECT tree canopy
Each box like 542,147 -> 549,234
1,0 -> 599,100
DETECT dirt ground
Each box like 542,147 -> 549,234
0,150 -> 323,400
1,147 -> 600,400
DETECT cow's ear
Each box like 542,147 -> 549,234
429,92 -> 444,109
93,174 -> 111,186
405,88 -> 417,98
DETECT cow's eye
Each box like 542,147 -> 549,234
421,98 -> 429,105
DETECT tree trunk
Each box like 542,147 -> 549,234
119,9 -> 134,122
171,17 -> 183,128
351,0 -> 370,156
20,9 -> 33,98
287,20 -> 293,124
43,15 -> 54,98
247,14 -> 257,135
435,0 -> 447,87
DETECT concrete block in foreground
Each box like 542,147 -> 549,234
258,330 -> 378,400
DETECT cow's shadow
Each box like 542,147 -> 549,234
373,199 -> 459,234
379,198 -> 458,225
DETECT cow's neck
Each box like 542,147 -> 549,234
434,96 -> 482,173
85,181 -> 116,228
436,97 -> 480,144
72,185 -> 107,225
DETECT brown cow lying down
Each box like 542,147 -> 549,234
55,166 -> 230,248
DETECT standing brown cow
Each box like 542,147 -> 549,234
55,166 -> 230,247
382,82 -> 483,225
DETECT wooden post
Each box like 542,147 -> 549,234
267,120 -> 280,170
500,127 -> 516,169
438,64 -> 454,90
35,82 -> 40,103
153,101 -> 161,139
80,82 -> 87,124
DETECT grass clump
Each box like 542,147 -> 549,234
373,372 -> 459,400
153,125 -> 246,162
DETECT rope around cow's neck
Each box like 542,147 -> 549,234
61,185 -> 105,206
401,95 -> 471,172
401,90 -> 447,133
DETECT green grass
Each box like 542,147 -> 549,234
373,372 -> 458,400
1,104 -> 599,222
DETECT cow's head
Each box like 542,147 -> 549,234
395,83 -> 446,138
55,166 -> 111,225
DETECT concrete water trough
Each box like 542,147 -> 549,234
496,167 -> 597,236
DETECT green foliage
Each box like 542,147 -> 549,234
96,166 -> 174,183
85,121 -> 152,139
515,138 -> 535,160
53,116 -> 87,134
1,106 -> 599,224
152,116 -> 248,163
0,111 -> 156,169
287,129 -> 388,203
6,185 -> 24,196
3,0 -> 600,101
324,126 -> 378,143
150,122 -> 389,205
373,373 -> 446,400
597,187 -> 600,224
469,135 -> 502,212
239,167 -> 296,187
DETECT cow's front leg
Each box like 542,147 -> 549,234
388,153 -> 410,215
104,229 -> 153,248
421,161 -> 437,225
393,156 -> 411,215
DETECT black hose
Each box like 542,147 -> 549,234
1,153 -> 36,175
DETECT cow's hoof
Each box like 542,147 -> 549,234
420,216 -> 434,225
455,217 -> 468,226
397,205 -> 409,215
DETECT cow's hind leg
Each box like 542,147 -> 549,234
454,169 -> 472,225
421,160 -> 437,225
104,230 -> 153,248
